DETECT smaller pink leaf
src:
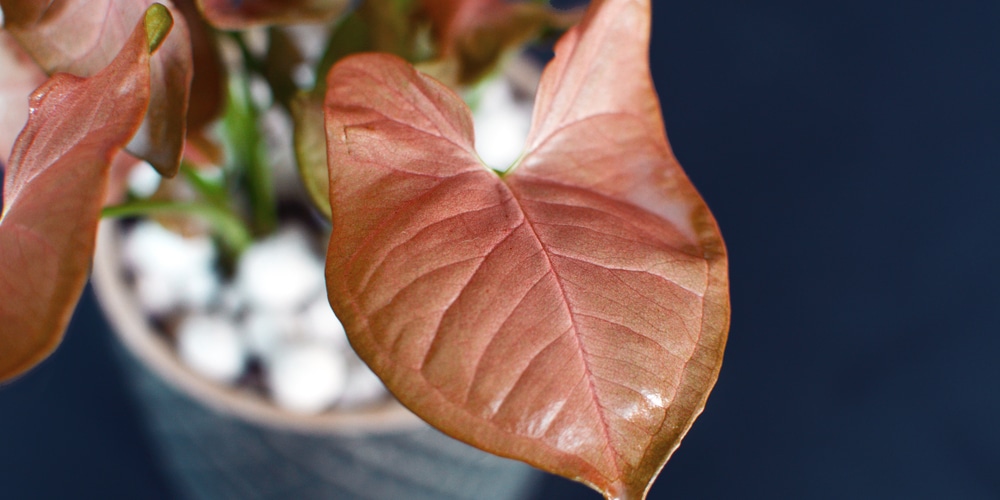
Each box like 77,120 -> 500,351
1,0 -> 193,176
195,0 -> 350,29
0,4 -> 169,382
420,0 -> 581,84
0,30 -> 46,165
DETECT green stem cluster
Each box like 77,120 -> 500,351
101,200 -> 252,254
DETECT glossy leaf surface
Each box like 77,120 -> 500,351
195,0 -> 349,29
0,5 -> 167,382
324,0 -> 729,498
0,30 -> 45,165
0,0 -> 191,176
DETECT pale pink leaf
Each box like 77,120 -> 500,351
0,5 -> 169,382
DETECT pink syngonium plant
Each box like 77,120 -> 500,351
0,1 -> 729,498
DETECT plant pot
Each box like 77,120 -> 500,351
92,221 -> 542,499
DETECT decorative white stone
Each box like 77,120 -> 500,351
177,314 -> 247,384
338,360 -> 389,409
126,161 -> 161,198
242,27 -> 269,57
300,294 -> 349,349
235,227 -> 325,312
291,63 -> 316,89
282,24 -> 329,62
267,342 -> 347,414
249,75 -> 274,110
178,265 -> 220,311
123,221 -> 214,275
134,274 -> 178,316
123,221 -> 219,314
242,310 -> 298,359
217,284 -> 245,317
472,76 -> 533,172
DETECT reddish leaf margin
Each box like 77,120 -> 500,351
0,4 -> 170,382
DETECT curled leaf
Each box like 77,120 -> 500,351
0,30 -> 45,164
1,0 -> 193,176
323,0 -> 729,498
291,93 -> 332,220
195,0 -> 350,29
0,5 -> 169,382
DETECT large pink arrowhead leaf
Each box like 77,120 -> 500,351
0,5 -> 169,382
324,0 -> 729,498
1,0 -> 192,176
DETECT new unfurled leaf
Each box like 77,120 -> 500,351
1,0 -> 192,176
0,5 -> 169,382
0,30 -> 45,164
195,0 -> 349,29
323,0 -> 729,498
420,0 -> 581,84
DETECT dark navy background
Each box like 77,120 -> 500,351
2,1 -> 999,498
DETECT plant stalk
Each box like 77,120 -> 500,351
101,200 -> 253,254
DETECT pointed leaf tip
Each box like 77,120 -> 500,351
144,4 -> 174,53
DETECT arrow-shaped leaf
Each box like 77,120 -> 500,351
323,0 -> 729,498
0,4 -> 171,382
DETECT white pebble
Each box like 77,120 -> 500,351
126,161 -> 161,198
242,310 -> 297,359
217,284 -> 245,317
134,273 -> 178,316
299,295 -> 348,349
292,63 -> 315,89
124,221 -> 218,314
338,361 -> 389,409
473,77 -> 533,172
177,314 -> 247,384
124,221 -> 215,275
178,265 -> 220,311
236,226 -> 325,312
249,75 -> 273,110
267,343 -> 347,414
